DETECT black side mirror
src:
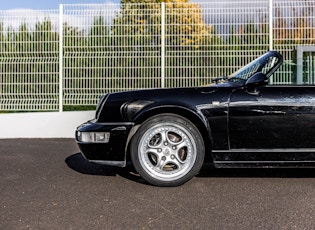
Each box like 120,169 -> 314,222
245,72 -> 268,96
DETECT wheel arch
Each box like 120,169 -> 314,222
125,105 -> 213,163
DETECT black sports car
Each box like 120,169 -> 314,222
76,51 -> 315,186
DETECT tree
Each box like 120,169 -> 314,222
274,2 -> 315,46
112,0 -> 216,87
117,0 -> 212,49
273,2 -> 315,84
89,16 -> 111,49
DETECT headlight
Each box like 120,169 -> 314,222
77,132 -> 110,143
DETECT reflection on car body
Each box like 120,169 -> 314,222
76,51 -> 315,186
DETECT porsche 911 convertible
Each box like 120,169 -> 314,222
76,50 -> 315,186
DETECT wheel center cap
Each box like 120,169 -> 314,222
164,148 -> 170,155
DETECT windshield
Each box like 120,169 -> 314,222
229,51 -> 283,82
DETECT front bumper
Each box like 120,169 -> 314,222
75,120 -> 135,167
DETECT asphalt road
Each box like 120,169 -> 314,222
2,139 -> 315,229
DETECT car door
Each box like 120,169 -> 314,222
228,85 -> 315,161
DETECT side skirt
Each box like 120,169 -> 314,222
212,148 -> 315,168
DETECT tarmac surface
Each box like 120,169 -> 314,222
2,139 -> 315,229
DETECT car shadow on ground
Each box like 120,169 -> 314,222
65,153 -> 315,184
198,164 -> 315,178
65,153 -> 148,185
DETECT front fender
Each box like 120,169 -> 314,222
129,105 -> 213,161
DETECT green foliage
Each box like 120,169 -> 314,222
0,19 -> 59,111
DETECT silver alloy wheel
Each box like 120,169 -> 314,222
137,122 -> 197,182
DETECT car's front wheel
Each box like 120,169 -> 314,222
130,114 -> 205,186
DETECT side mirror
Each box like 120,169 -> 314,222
245,72 -> 268,96
245,72 -> 268,88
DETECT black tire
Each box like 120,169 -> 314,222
130,114 -> 205,187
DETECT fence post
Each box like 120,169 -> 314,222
269,0 -> 274,84
59,4 -> 64,112
161,2 -> 165,88
269,0 -> 273,51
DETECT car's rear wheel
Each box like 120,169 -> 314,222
130,114 -> 205,186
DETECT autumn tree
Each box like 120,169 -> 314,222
273,2 -> 315,83
116,0 -> 212,49
274,2 -> 315,46
112,0 -> 218,87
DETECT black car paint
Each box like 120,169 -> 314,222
229,86 -> 315,149
76,51 -> 315,168
221,85 -> 315,165
76,121 -> 134,164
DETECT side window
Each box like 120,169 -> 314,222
262,57 -> 279,75
270,51 -> 315,86
230,52 -> 283,83
236,64 -> 260,80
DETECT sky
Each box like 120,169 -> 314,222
0,0 -> 237,10
0,0 -> 266,10
0,0 -> 121,10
